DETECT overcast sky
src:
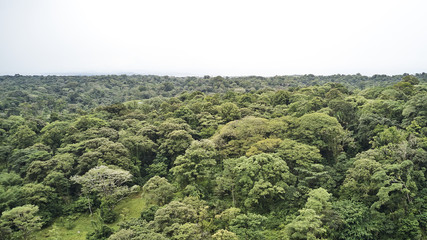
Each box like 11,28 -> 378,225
0,0 -> 426,76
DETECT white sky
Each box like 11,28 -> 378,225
0,0 -> 426,76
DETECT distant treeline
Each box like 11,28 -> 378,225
1,73 -> 426,117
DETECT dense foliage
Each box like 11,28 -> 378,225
0,74 -> 426,239
1,73 -> 426,117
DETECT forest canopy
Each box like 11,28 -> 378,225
0,74 -> 426,239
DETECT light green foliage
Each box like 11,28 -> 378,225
246,138 -> 282,157
170,222 -> 203,240
108,218 -> 167,240
43,171 -> 70,196
360,99 -> 404,124
224,153 -> 294,209
71,165 -> 133,200
215,207 -> 241,229
212,229 -> 238,240
152,201 -> 197,232
287,94 -> 324,117
180,196 -> 211,232
19,183 -> 57,208
283,208 -> 326,240
218,102 -> 241,122
393,81 -> 415,96
371,126 -> 407,148
157,118 -> 193,138
175,106 -> 198,128
142,176 -> 175,206
197,112 -> 219,138
294,113 -> 346,159
25,159 -> 57,182
371,160 -> 417,210
276,139 -> 322,170
305,188 -> 331,214
341,158 -> 383,203
9,125 -> 36,149
146,160 -> 168,179
229,213 -> 267,240
171,140 -> 218,191
271,90 -> 290,106
108,229 -> 135,240
269,116 -> 298,139
213,117 -> 270,158
283,188 -> 331,239
71,165 -> 134,220
325,88 -> 344,100
48,153 -> 75,176
1,204 -> 43,240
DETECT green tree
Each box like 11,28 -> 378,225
371,126 -> 407,148
341,158 -> 383,204
294,113 -> 346,160
71,165 -> 132,198
0,204 -> 43,240
213,117 -> 270,158
229,213 -> 267,240
170,222 -> 203,240
402,93 -> 427,126
171,140 -> 218,192
9,125 -> 36,149
245,138 -> 282,157
330,200 -> 377,240
142,176 -> 175,206
212,229 -> 238,240
120,135 -> 157,165
218,102 -> 241,122
283,188 -> 332,240
402,75 -> 420,85
305,187 -> 332,214
159,130 -> 194,162
152,201 -> 197,234
74,138 -> 137,175
40,121 -> 70,153
276,139 -> 322,171
283,208 -> 326,240
71,165 -> 133,217
221,153 -> 294,210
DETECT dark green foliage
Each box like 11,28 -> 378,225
141,205 -> 160,222
100,199 -> 118,224
86,225 -> 114,240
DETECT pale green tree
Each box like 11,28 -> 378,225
212,229 -> 238,240
71,165 -> 133,215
